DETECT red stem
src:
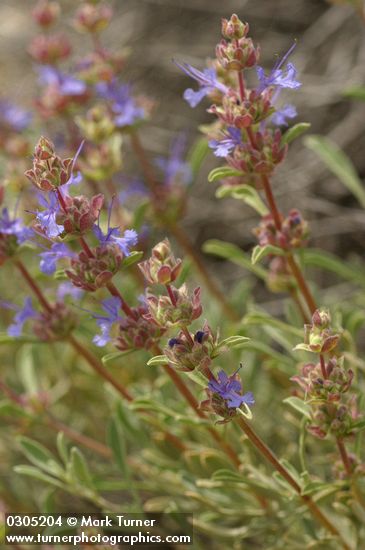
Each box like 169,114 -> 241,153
68,335 -> 133,402
319,355 -> 327,380
166,284 -> 177,307
261,174 -> 282,230
237,70 -> 245,102
56,188 -> 67,213
336,438 -> 352,476
79,236 -> 94,258
14,260 -> 52,313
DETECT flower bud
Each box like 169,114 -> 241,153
32,0 -> 60,27
116,304 -> 166,352
28,34 -> 72,64
74,2 -> 113,34
216,37 -> 259,71
32,302 -> 78,341
57,194 -> 104,235
144,285 -> 202,328
221,14 -> 249,40
164,322 -> 218,372
65,244 -> 123,291
138,239 -> 182,285
79,136 -> 122,181
76,104 -> 115,143
25,136 -> 73,191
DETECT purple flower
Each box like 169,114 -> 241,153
39,242 -> 75,275
119,177 -> 148,202
35,192 -> 63,238
208,369 -> 255,409
92,297 -> 122,346
57,282 -> 84,301
0,208 -> 33,244
5,297 -> 38,337
271,103 -> 297,126
256,43 -> 301,93
96,80 -> 145,127
174,61 -> 229,108
0,100 -> 32,131
209,127 -> 242,157
155,134 -> 192,186
93,201 -> 138,256
94,225 -> 138,256
38,66 -> 87,96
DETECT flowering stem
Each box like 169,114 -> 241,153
14,260 -> 53,313
237,69 -> 246,102
336,438 -> 352,476
56,188 -> 67,213
259,173 -> 355,479
260,174 -> 282,230
286,254 -> 317,315
68,335 -> 133,401
129,129 -> 239,322
319,354 -> 328,380
79,236 -> 94,258
106,281 -> 137,319
152,345 -> 241,468
235,416 -> 350,548
46,414 -> 112,458
246,126 -> 258,150
165,284 -> 177,307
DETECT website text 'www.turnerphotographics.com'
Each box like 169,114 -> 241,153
4,513 -> 193,546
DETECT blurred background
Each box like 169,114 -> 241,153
1,0 -> 365,308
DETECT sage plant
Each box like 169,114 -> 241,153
0,3 -> 364,549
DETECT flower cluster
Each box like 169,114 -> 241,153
293,309 -> 361,458
177,14 -> 300,191
201,367 -> 255,424
254,209 -> 309,250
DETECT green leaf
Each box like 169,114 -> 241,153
218,335 -> 250,349
0,400 -> 32,418
17,436 -> 64,477
123,251 -> 144,269
305,135 -> 365,208
212,469 -> 246,483
216,184 -> 268,216
293,343 -> 313,353
208,166 -> 244,183
202,239 -> 267,280
251,244 -> 285,265
0,333 -> 39,344
351,419 -> 365,432
53,269 -> 67,280
299,248 -> 365,288
243,311 -> 303,337
283,397 -> 311,419
146,355 -> 167,366
69,448 -> 94,489
107,417 -> 127,475
102,349 -> 134,364
56,432 -> 69,465
14,465 -> 66,490
187,137 -> 209,178
17,346 -> 39,395
343,86 -> 365,101
281,122 -> 311,146
185,369 -> 210,388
